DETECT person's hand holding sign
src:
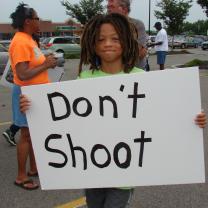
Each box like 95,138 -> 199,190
20,94 -> 31,113
195,111 -> 207,128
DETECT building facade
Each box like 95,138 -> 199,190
0,19 -> 82,40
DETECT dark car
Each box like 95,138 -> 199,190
0,44 -> 9,75
193,37 -> 204,46
201,41 -> 208,50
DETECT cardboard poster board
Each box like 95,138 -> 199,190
22,67 -> 205,190
0,60 -> 14,88
0,60 -> 65,88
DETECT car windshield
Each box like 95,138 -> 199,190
42,38 -> 51,44
0,44 -> 8,52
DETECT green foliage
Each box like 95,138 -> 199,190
197,0 -> 208,17
184,59 -> 204,67
154,0 -> 193,35
61,0 -> 105,25
64,53 -> 80,59
182,20 -> 208,35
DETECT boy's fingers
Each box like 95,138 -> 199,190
195,112 -> 207,128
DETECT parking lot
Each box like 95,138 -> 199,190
0,48 -> 208,208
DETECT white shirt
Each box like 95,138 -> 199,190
155,28 -> 168,51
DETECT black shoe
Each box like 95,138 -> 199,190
2,129 -> 16,146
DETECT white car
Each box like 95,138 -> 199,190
41,36 -> 81,56
0,44 -> 9,75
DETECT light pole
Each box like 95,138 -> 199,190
146,0 -> 151,72
148,0 -> 151,35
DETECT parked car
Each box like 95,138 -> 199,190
0,44 -> 9,75
41,36 -> 81,56
201,41 -> 208,50
0,40 -> 11,49
169,36 -> 198,49
147,35 -> 156,43
193,37 -> 204,46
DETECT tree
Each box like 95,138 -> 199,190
183,20 -> 208,35
61,0 -> 104,25
197,0 -> 208,17
154,0 -> 193,36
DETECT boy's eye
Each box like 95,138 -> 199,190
112,37 -> 119,41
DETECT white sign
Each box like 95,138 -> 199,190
0,60 -> 14,88
0,60 -> 65,88
22,67 -> 205,190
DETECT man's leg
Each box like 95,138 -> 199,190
104,188 -> 134,208
85,188 -> 105,208
160,64 -> 165,70
157,51 -> 166,70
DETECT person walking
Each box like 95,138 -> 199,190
107,0 -> 148,70
153,22 -> 168,70
9,3 -> 57,190
2,34 -> 42,147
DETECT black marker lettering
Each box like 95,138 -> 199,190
45,134 -> 68,168
99,96 -> 118,118
128,82 -> 145,118
47,92 -> 71,121
134,131 -> 152,167
114,142 -> 131,168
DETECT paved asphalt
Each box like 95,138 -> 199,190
0,48 -> 207,208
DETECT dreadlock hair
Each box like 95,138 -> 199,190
10,2 -> 34,30
79,13 -> 139,75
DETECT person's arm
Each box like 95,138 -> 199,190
138,22 -> 147,59
132,19 -> 147,59
16,55 -> 57,81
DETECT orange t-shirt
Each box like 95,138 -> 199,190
9,32 -> 50,86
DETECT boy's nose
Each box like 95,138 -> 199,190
104,39 -> 113,46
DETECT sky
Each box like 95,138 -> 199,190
0,0 -> 207,30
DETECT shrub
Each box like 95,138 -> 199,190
184,59 -> 203,67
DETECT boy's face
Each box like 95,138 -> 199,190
107,0 -> 128,15
95,23 -> 123,65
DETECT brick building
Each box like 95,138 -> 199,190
0,19 -> 82,40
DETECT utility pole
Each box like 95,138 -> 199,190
148,0 -> 151,35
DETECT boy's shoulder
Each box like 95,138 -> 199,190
78,67 -> 144,79
79,70 -> 93,79
130,67 -> 144,73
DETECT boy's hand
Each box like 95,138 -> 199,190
20,94 -> 31,113
195,111 -> 207,128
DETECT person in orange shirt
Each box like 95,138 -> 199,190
9,3 -> 57,190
